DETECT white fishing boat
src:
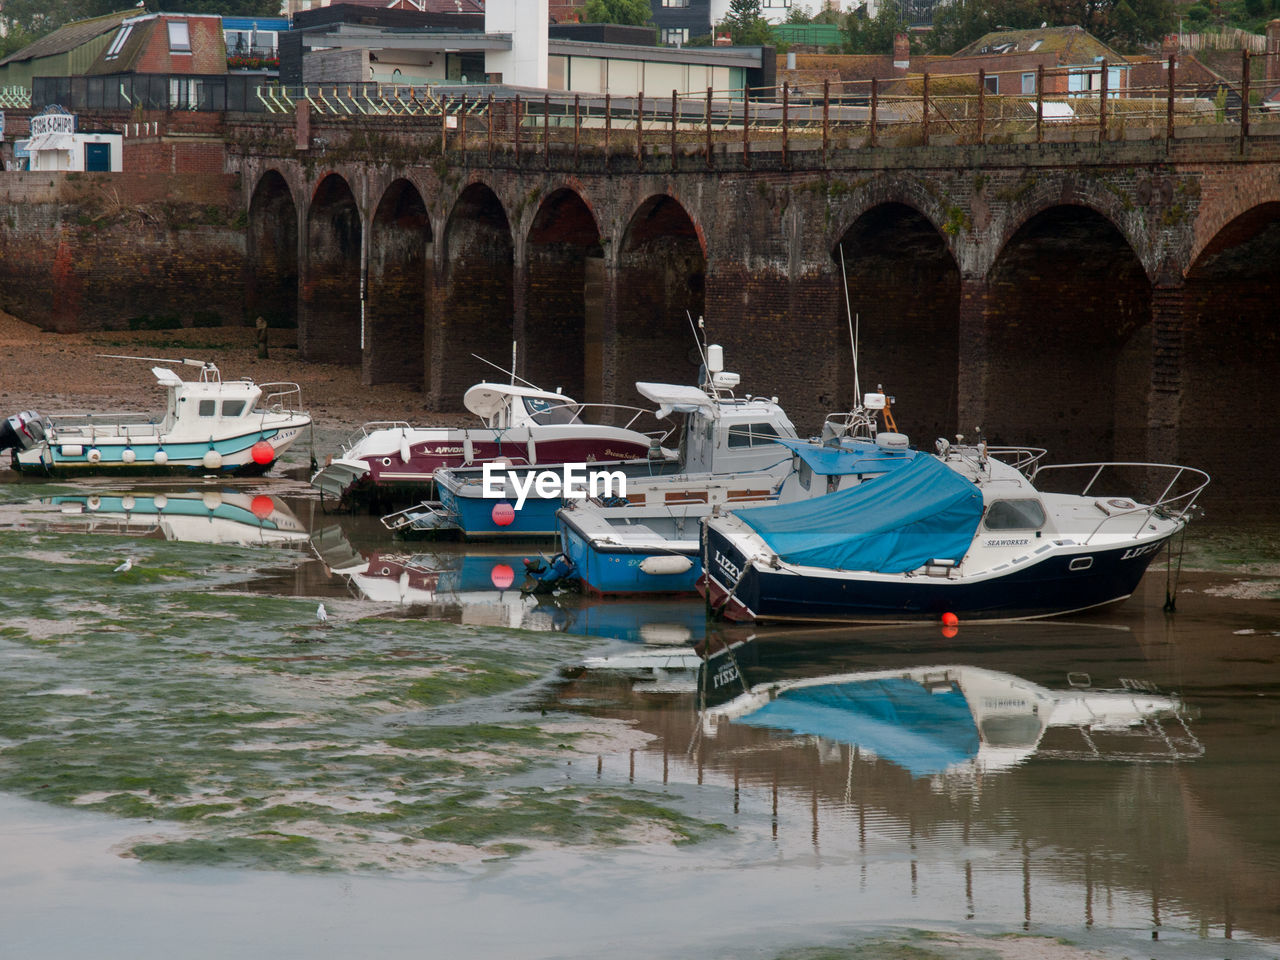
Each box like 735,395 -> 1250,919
701,440 -> 1210,624
0,356 -> 310,478
311,381 -> 673,510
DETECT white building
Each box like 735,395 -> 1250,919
14,107 -> 122,172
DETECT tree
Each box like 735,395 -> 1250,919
844,0 -> 907,54
580,0 -> 652,26
719,0 -> 773,45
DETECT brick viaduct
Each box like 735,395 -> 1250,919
228,113 -> 1279,500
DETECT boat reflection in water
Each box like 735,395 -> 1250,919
48,490 -> 310,546
704,661 -> 1200,777
320,543 -> 711,645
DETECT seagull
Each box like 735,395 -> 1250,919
316,602 -> 328,624
113,557 -> 133,573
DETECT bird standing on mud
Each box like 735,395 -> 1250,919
113,557 -> 133,573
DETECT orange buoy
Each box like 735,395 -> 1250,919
251,440 -> 275,465
941,612 -> 959,627
492,502 -> 516,526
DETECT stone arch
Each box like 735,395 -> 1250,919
616,193 -> 706,407
302,173 -> 362,364
368,177 -> 431,388
438,181 -> 514,401
1179,202 -> 1280,498
980,179 -> 1153,281
831,201 -> 961,444
246,169 -> 298,330
983,204 -> 1150,463
525,186 -> 603,402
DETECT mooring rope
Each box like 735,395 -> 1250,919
1163,525 -> 1188,612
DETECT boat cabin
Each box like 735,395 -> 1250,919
152,364 -> 293,439
636,381 -> 799,476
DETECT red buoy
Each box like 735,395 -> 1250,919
251,440 -> 275,465
491,502 -> 516,526
490,563 -> 515,590
941,612 -> 959,627
250,495 -> 275,520
941,624 -> 959,639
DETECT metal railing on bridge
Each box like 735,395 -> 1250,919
14,51 -> 1279,161
255,53 -> 1280,165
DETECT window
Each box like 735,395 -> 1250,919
168,21 -> 191,53
983,74 -> 998,95
105,24 -> 133,59
983,500 -> 1046,531
222,400 -> 246,417
662,28 -> 689,45
1021,72 -> 1036,94
198,399 -> 217,417
727,422 -> 782,448
661,0 -> 689,6
524,396 -> 581,425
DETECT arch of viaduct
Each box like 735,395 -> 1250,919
234,138 -> 1280,498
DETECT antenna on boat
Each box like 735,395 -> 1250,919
686,311 -> 711,390
97,354 -> 211,369
511,340 -> 517,387
837,245 -> 860,403
470,352 -> 540,390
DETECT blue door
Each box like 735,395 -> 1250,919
84,142 -> 110,172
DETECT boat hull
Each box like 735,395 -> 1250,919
321,433 -> 657,510
10,427 -> 304,478
701,524 -> 1173,623
559,513 -> 701,596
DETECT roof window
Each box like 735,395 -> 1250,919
168,21 -> 192,53
105,24 -> 132,59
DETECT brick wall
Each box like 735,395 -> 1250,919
0,172 -> 244,332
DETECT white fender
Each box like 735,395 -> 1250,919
400,433 -> 411,463
153,449 -> 169,466
527,435 -> 538,466
121,448 -> 136,464
86,448 -> 102,464
639,555 -> 694,576
202,450 -> 223,470
61,444 -> 83,457
463,434 -> 474,465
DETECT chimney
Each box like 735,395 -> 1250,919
1268,19 -> 1280,84
1161,34 -> 1178,59
893,33 -> 910,76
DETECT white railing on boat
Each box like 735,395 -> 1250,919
341,421 -> 414,452
1030,461 -> 1211,543
257,382 -> 305,415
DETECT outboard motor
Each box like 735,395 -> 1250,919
0,411 -> 44,452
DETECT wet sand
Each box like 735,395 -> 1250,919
0,313 -> 463,429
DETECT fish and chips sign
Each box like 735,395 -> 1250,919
30,106 -> 76,137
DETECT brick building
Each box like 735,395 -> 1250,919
85,13 -> 228,77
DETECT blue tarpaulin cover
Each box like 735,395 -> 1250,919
736,678 -> 980,777
777,437 -> 917,476
736,453 -> 983,572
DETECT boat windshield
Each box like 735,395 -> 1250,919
524,396 -> 581,425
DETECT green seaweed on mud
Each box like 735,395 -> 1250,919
0,528 -> 728,871
132,833 -> 327,869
